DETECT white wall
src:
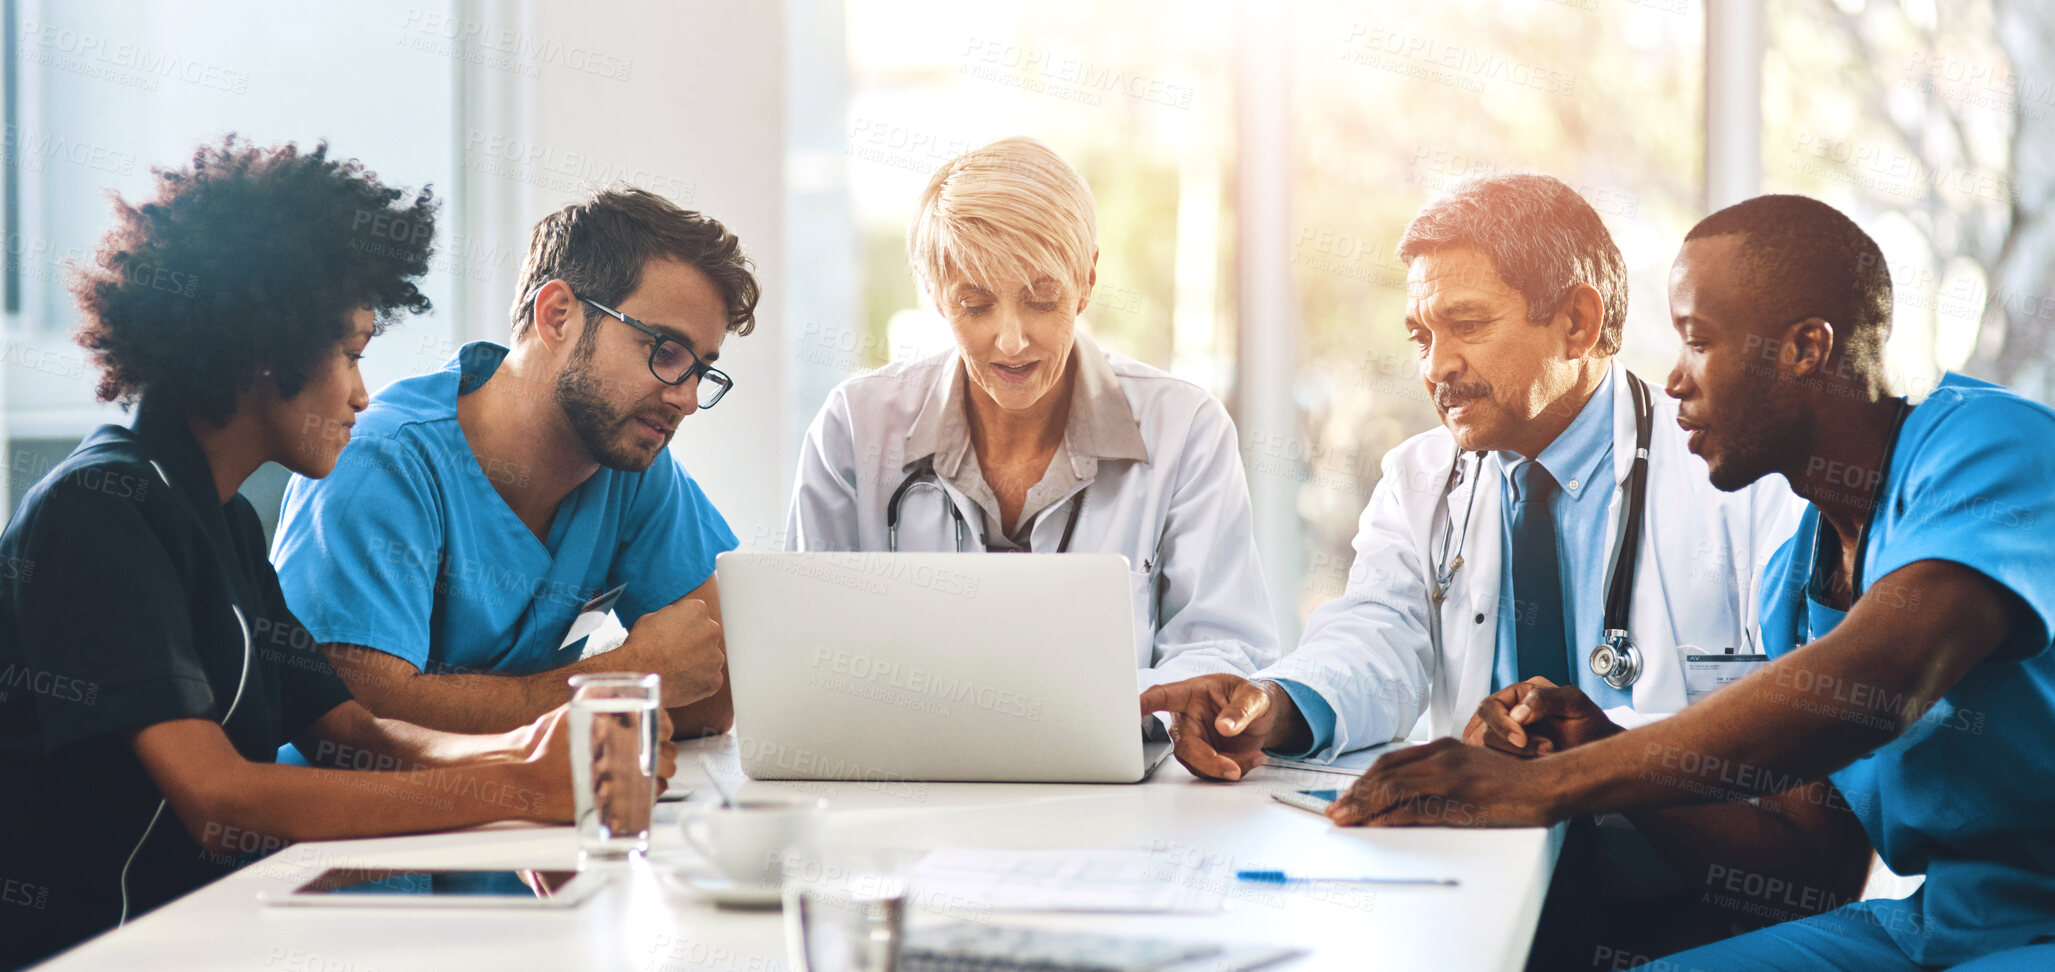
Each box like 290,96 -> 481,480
507,0 -> 791,545
6,0 -> 462,436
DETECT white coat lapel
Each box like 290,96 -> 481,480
1441,456 -> 1504,738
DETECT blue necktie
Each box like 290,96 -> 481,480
1509,461 -> 1571,685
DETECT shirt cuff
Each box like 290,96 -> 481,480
1262,678 -> 1337,760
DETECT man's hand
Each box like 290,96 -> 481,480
1140,675 -> 1304,781
516,704 -> 677,824
509,704 -> 677,777
606,597 -> 725,709
1462,677 -> 1622,757
1328,738 -> 1560,828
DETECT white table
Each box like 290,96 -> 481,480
36,736 -> 1561,971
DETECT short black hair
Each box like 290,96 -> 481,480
72,136 -> 437,424
1683,194 -> 1892,368
1397,173 -> 1629,356
510,186 -> 759,339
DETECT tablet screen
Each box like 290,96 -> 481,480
293,869 -> 580,899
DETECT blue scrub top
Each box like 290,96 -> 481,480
1758,372 -> 2055,966
272,342 -> 738,677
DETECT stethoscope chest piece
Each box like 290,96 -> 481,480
1583,374 -> 1658,693
1588,629 -> 1642,690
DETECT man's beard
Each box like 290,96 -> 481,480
554,349 -> 669,472
1704,402 -> 1786,493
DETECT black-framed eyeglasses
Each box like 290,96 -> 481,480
579,296 -> 733,409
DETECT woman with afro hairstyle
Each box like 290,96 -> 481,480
0,138 -> 669,969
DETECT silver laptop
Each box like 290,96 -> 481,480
717,552 -> 1174,783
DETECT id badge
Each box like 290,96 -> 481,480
559,583 -> 628,656
1682,649 -> 1769,705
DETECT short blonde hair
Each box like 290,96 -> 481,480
908,136 -> 1097,298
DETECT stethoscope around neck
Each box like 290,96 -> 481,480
885,455 -> 1085,553
1430,373 -> 1657,691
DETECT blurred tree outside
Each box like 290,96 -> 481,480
836,0 -> 2054,628
1765,0 -> 2055,401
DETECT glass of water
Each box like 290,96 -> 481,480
567,672 -> 661,859
783,846 -> 909,972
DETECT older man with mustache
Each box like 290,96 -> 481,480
1142,173 -> 1808,963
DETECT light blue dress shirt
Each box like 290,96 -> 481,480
1490,371 -> 1629,710
1271,373 -> 1622,756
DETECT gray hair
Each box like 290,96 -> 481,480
1396,173 -> 1627,356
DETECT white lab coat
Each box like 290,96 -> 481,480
786,334 -> 1281,689
1262,359 -> 1804,756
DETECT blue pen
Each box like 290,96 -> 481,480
1236,869 -> 1458,887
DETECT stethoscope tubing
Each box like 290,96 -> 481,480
1427,374 -> 1656,689
886,460 -> 1084,554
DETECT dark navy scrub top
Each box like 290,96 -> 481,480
0,401 -> 352,969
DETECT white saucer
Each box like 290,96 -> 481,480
659,869 -> 784,909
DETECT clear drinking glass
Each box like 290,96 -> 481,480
783,847 -> 909,972
567,672 -> 661,859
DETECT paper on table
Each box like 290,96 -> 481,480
910,848 -> 1223,914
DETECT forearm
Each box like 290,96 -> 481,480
299,701 -> 524,770
375,668 -> 566,735
1549,560 -> 2016,819
136,719 -> 568,859
202,760 -> 556,849
321,643 -> 565,734
1549,636 -> 1918,820
1621,785 -> 1871,920
352,651 -> 717,736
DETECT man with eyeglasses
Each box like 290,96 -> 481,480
269,187 -> 757,742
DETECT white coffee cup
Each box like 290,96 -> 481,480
681,795 -> 828,888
